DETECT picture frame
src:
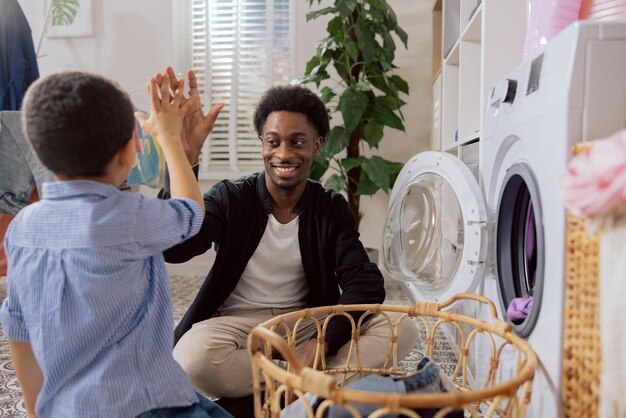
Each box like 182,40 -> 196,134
46,0 -> 93,38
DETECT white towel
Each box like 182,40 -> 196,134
600,210 -> 626,418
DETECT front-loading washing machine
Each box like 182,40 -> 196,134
482,20 -> 626,418
383,20 -> 626,417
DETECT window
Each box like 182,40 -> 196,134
175,0 -> 295,179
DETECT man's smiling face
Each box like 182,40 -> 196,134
260,111 -> 321,194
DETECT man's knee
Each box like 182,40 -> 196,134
395,315 -> 420,356
173,330 -> 252,397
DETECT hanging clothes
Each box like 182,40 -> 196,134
0,111 -> 54,215
1,0 -> 40,111
127,110 -> 165,189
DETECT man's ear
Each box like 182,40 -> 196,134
314,136 -> 322,156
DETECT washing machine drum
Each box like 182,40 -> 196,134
383,152 -> 487,303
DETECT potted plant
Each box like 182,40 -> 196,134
302,0 -> 409,230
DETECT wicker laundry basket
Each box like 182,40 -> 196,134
561,142 -> 602,417
248,293 -> 538,418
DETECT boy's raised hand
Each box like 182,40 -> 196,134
135,73 -> 205,216
160,67 -> 224,164
135,73 -> 198,146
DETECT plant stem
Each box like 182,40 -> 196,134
347,127 -> 362,226
345,4 -> 364,227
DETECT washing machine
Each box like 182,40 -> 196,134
481,21 -> 626,417
383,20 -> 626,417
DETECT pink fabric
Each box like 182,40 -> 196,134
559,129 -> 626,218
507,296 -> 534,322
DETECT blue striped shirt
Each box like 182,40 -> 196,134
0,180 -> 202,418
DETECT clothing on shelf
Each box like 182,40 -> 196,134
0,111 -> 54,215
0,0 -> 40,111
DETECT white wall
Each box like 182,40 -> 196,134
19,0 -> 175,93
18,0 -> 432,274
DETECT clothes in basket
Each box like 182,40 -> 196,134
281,357 -> 463,418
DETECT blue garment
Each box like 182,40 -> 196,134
304,357 -> 463,418
128,111 -> 164,189
137,393 -> 232,418
0,180 -> 203,418
0,111 -> 54,215
0,0 -> 40,110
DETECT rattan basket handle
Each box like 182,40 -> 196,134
249,325 -> 304,373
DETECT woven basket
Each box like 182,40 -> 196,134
561,142 -> 602,417
248,293 -> 538,418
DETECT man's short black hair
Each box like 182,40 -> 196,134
253,84 -> 330,139
22,71 -> 135,177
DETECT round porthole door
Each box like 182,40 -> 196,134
383,151 -> 487,303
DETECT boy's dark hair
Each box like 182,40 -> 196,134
22,71 -> 135,177
253,84 -> 330,140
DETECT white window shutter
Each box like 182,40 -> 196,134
185,0 -> 294,179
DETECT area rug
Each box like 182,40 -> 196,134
0,275 -> 458,416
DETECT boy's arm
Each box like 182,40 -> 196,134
9,341 -> 43,418
136,74 -> 205,215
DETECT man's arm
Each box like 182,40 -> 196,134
9,341 -> 43,418
323,196 -> 386,355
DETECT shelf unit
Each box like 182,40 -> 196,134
431,0 -> 527,176
429,0 -> 528,388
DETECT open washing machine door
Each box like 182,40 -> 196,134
383,151 -> 487,303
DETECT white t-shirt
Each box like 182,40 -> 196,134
219,214 -> 308,311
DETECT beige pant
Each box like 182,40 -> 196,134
173,307 -> 420,398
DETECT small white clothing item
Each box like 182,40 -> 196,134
219,214 -> 307,312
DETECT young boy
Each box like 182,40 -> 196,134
0,72 -> 231,418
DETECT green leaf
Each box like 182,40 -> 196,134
354,22 -> 377,64
327,16 -> 344,37
52,0 -> 79,26
325,173 -> 347,192
370,99 -> 405,131
304,56 -> 320,76
337,0 -> 358,18
346,42 -> 359,61
338,88 -> 368,134
319,86 -> 336,104
362,156 -> 390,192
386,160 -> 404,189
394,26 -> 409,49
310,157 -> 329,181
391,75 -> 409,94
306,7 -> 336,22
383,32 -> 396,61
387,3 -> 399,29
340,157 -> 366,173
352,81 -> 372,92
320,127 -> 348,159
377,94 -> 403,111
363,121 -> 384,148
355,173 -> 378,196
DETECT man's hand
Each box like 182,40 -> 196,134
297,338 -> 329,369
160,67 -> 224,164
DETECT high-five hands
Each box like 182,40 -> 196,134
158,67 -> 225,164
135,73 -> 197,144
